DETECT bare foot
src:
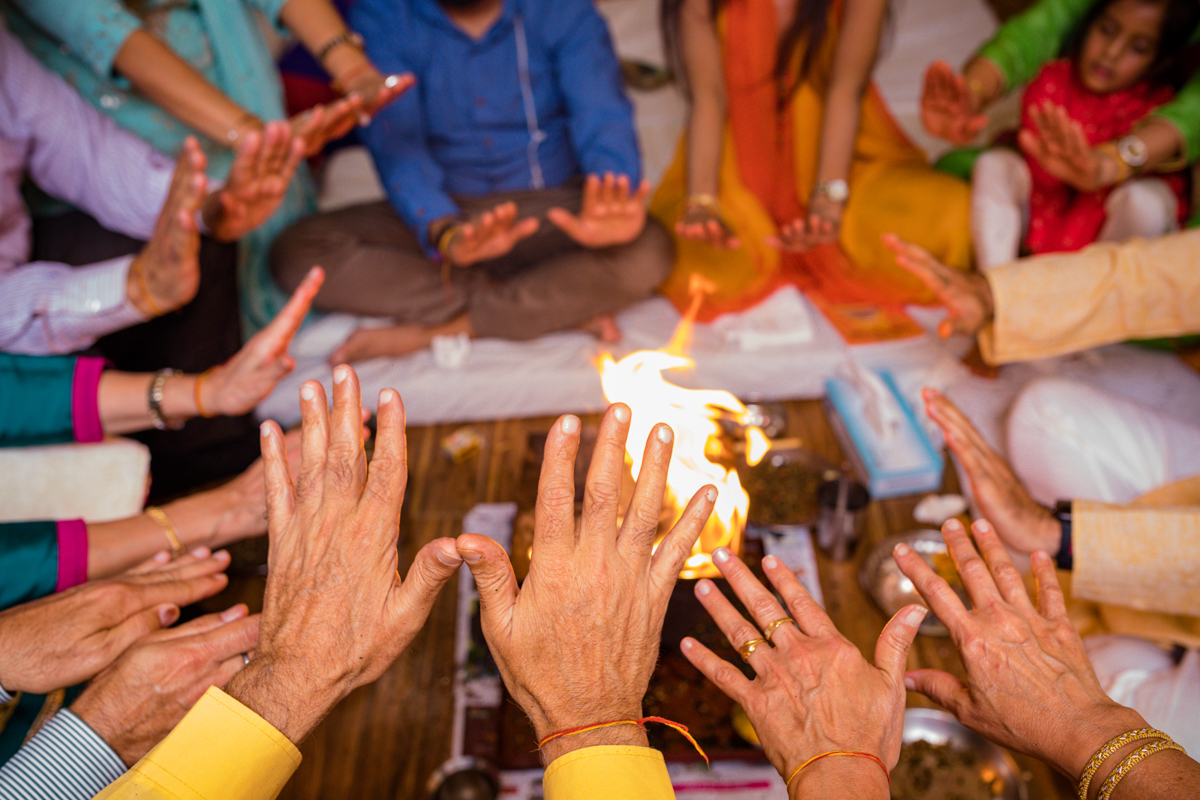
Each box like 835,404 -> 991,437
577,313 -> 622,344
330,314 -> 473,364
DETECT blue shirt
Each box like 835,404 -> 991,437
351,0 -> 641,251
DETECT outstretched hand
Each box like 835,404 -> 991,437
676,202 -> 741,249
202,121 -> 304,242
682,550 -> 924,795
338,71 -> 415,122
456,406 -> 716,765
1018,102 -> 1108,192
227,366 -> 462,744
883,234 -> 993,338
767,195 -> 842,252
921,61 -> 988,145
200,266 -> 323,417
548,173 -> 650,249
444,201 -> 540,267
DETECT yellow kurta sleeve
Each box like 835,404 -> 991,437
94,687 -> 301,800
978,230 -> 1200,364
542,745 -> 675,800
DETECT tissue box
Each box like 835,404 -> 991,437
823,370 -> 943,500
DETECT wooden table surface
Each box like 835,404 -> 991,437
207,400 -> 1075,799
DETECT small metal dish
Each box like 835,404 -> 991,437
741,447 -> 839,528
897,708 -> 1027,800
859,530 -> 969,637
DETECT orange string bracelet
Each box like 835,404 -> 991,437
537,716 -> 709,765
785,751 -> 890,790
135,262 -> 165,317
193,367 -> 217,418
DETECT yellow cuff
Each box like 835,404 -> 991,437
543,745 -> 674,800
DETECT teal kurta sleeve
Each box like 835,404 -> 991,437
0,0 -> 142,79
0,521 -> 60,610
0,354 -> 79,447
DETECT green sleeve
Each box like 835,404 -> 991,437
0,354 -> 77,448
0,521 -> 60,611
976,0 -> 1092,89
1152,79 -> 1200,163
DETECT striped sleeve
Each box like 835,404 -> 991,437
0,711 -> 125,800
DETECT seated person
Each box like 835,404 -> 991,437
270,0 -> 672,364
970,0 -> 1197,270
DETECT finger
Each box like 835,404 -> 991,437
192,614 -> 261,663
393,537 -> 463,624
582,173 -> 601,212
632,179 -> 651,206
546,207 -> 583,239
103,603 -> 180,662
149,604 -> 249,644
650,485 -> 716,596
904,668 -> 970,716
762,552 -> 834,638
324,364 -> 367,501
124,550 -> 172,575
260,419 -> 297,526
122,570 -> 230,618
874,604 -> 927,679
619,422 -> 673,556
257,266 -> 324,355
613,173 -> 631,203
972,520 -> 1030,607
1031,550 -> 1068,620
712,549 -> 789,636
579,404 -> 632,548
295,379 -> 330,511
943,518 -> 1003,608
456,533 -> 517,626
510,216 -> 540,242
893,538 -> 969,635
680,636 -> 754,705
362,388 -> 407,523
694,578 -> 767,667
531,415 -> 582,562
154,549 -> 231,582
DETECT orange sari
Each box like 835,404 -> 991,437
651,0 -> 973,342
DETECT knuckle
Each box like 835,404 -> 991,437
536,481 -> 575,513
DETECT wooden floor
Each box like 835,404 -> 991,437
205,400 -> 1074,799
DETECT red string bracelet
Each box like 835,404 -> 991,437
537,716 -> 709,765
785,751 -> 890,789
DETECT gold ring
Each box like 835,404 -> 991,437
737,638 -> 768,662
763,617 -> 796,643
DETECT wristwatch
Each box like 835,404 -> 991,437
148,369 -> 185,431
316,30 -> 365,62
1116,135 -> 1149,169
812,179 -> 849,204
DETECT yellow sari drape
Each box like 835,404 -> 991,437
651,0 -> 972,340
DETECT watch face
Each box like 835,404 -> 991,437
823,179 -> 849,203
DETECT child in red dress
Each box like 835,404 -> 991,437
970,0 -> 1199,269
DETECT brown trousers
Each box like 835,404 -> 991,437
270,185 -> 673,340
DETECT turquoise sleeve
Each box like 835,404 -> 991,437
0,521 -> 60,611
0,354 -> 77,448
2,0 -> 142,78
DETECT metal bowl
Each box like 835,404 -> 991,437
859,530 -> 970,637
741,447 -> 839,528
897,708 -> 1027,800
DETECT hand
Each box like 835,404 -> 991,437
200,266 -> 323,417
883,234 -> 993,338
1018,102 -> 1117,192
127,137 -> 207,317
202,121 -> 304,242
676,202 -> 741,249
456,406 -> 716,765
893,519 -> 1147,779
547,173 -> 651,249
767,195 -> 843,252
682,549 -> 924,797
339,71 -> 414,121
225,366 -> 463,743
70,604 -> 260,766
922,388 -> 1059,554
921,61 -> 988,145
0,549 -> 231,694
289,95 -> 366,158
442,202 -> 540,267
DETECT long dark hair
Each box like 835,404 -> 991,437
661,0 -> 835,102
1063,0 -> 1200,89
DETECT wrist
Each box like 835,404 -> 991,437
1054,705 -> 1149,782
787,753 -> 890,800
158,372 -> 200,421
70,693 -> 137,767
126,258 -> 158,318
227,112 -> 264,151
225,655 -> 349,745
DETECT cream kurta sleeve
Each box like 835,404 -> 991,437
543,745 -> 676,799
978,229 -> 1200,365
93,687 -> 301,800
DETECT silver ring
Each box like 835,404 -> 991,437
242,653 -> 250,667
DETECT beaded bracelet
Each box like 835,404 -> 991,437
537,716 -> 708,765
1097,739 -> 1186,800
1077,728 -> 1170,800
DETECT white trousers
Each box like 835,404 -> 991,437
1005,378 -> 1200,752
970,148 -> 1180,270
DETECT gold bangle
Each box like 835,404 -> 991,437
1097,739 -> 1186,800
436,222 -> 462,259
194,368 -> 217,419
1095,143 -> 1133,185
144,506 -> 186,559
685,193 -> 720,212
227,112 -> 264,146
1077,728 -> 1171,800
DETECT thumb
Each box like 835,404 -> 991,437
394,537 -> 463,623
456,533 -> 518,624
874,604 -> 926,678
107,603 -> 180,655
904,668 -> 970,715
546,207 -> 582,238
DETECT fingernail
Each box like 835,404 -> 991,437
762,555 -> 779,570
681,638 -> 694,652
221,604 -> 245,622
656,425 -> 673,444
904,677 -> 917,691
260,422 -> 271,437
906,606 -> 929,625
943,518 -> 964,532
975,519 -> 991,533
301,384 -> 316,401
894,542 -> 911,556
458,549 -> 482,564
159,605 -> 179,626
151,550 -> 170,563
385,75 -> 399,88
190,546 -> 210,558
333,366 -> 349,384
697,580 -> 712,596
380,389 -> 394,405
560,415 -> 579,435
714,548 -> 730,563
706,487 -> 718,503
613,405 -> 630,423
436,549 -> 463,567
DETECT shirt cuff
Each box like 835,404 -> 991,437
542,745 -> 675,800
56,519 -> 89,593
41,255 -> 148,354
72,357 -> 108,443
0,709 -> 125,800
0,685 -> 11,703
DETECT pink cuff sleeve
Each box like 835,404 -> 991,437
56,519 -> 89,592
72,357 -> 107,443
